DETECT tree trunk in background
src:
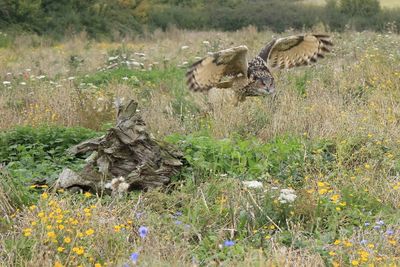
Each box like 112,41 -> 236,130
55,100 -> 183,195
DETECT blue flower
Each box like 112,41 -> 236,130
130,252 -> 139,263
376,220 -> 385,225
175,211 -> 183,216
175,220 -> 183,225
373,225 -> 381,230
139,226 -> 148,238
364,222 -> 370,226
360,239 -> 368,245
224,240 -> 235,247
386,229 -> 394,235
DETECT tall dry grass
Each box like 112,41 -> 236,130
1,29 -> 399,143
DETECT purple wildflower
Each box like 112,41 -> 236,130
224,240 -> 235,247
130,252 -> 139,263
386,229 -> 394,235
373,225 -> 381,230
175,211 -> 183,216
364,222 -> 370,226
360,239 -> 368,245
175,220 -> 183,225
139,226 -> 148,238
376,220 -> 385,225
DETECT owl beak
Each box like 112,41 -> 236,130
266,85 -> 275,94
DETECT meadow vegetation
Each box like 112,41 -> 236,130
0,28 -> 400,266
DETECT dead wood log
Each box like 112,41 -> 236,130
55,100 -> 183,195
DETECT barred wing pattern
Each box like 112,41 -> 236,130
259,34 -> 333,69
186,45 -> 249,92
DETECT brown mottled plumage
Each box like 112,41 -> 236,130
186,34 -> 333,102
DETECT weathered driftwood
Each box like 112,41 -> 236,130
55,100 -> 183,195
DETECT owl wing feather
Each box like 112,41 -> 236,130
186,45 -> 249,92
258,34 -> 333,69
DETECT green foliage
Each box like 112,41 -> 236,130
0,126 -> 98,163
340,0 -> 381,17
167,134 -> 314,184
0,126 -> 99,191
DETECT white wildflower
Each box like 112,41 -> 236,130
278,189 -> 297,204
108,55 -> 119,61
122,76 -> 129,80
243,181 -> 263,189
130,61 -> 141,67
19,82 -> 26,85
37,75 -> 46,80
181,45 -> 189,50
3,81 -> 11,85
68,76 -> 75,80
134,52 -> 146,57
202,41 -> 210,45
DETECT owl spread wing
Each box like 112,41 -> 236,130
186,45 -> 249,92
259,34 -> 333,69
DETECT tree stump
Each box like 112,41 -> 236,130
55,100 -> 183,195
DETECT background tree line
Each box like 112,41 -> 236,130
0,0 -> 399,39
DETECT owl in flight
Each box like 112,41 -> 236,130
186,34 -> 333,102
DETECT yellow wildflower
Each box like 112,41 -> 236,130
41,192 -> 49,200
331,194 -> 340,202
47,231 -> 56,239
23,228 -> 32,237
84,192 -> 92,198
85,229 -> 95,236
57,247 -> 65,252
344,240 -> 353,247
54,262 -> 63,267
63,237 -> 71,244
319,188 -> 328,195
334,240 -> 341,245
72,247 -> 85,255
351,260 -> 360,266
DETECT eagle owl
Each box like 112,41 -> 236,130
186,34 -> 333,103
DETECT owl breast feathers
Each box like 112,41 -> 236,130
186,34 -> 333,102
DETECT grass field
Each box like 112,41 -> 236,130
302,0 -> 400,8
0,28 -> 400,266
